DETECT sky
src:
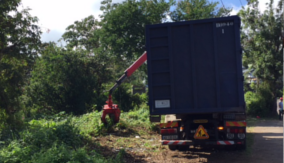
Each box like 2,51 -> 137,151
20,0 -> 280,44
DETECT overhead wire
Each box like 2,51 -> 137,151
239,0 -> 243,7
219,0 -> 225,8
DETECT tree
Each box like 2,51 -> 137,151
94,0 -> 175,91
98,0 -> 174,61
0,0 -> 41,121
239,0 -> 283,115
61,15 -> 100,53
26,44 -> 111,115
170,0 -> 232,22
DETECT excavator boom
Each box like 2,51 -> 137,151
101,51 -> 147,124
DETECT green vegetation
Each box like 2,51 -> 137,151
0,0 -> 283,161
239,0 -> 283,116
0,106 -> 155,162
24,44 -> 111,115
0,0 -> 42,128
113,84 -> 147,112
244,83 -> 274,116
170,0 -> 231,21
72,102 -> 154,137
98,0 -> 174,61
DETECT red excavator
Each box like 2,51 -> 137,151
101,51 -> 147,124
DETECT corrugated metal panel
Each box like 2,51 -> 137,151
146,16 -> 245,115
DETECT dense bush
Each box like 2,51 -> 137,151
0,119 -> 81,161
24,44 -> 111,115
112,83 -> 147,112
245,83 -> 274,116
72,103 -> 154,137
0,116 -> 125,163
117,103 -> 156,131
72,111 -> 106,137
93,104 -> 158,133
0,106 -> 153,162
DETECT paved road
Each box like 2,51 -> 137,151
147,119 -> 283,163
248,120 -> 283,163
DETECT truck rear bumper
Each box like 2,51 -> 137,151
161,140 -> 244,145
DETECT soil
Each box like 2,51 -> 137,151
95,119 -> 283,163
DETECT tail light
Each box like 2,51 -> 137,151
227,128 -> 245,133
218,126 -> 224,130
160,122 -> 178,128
238,128 -> 245,133
161,128 -> 177,134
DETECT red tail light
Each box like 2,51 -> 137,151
230,128 -> 238,133
160,122 -> 178,128
161,128 -> 177,134
227,128 -> 245,133
238,128 -> 245,133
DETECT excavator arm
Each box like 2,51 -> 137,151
101,51 -> 147,124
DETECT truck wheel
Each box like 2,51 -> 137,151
168,145 -> 177,151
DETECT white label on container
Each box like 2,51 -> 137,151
155,100 -> 170,108
216,22 -> 234,28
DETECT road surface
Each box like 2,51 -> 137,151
146,119 -> 283,163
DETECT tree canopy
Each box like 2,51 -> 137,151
0,0 -> 41,118
170,0 -> 232,21
239,0 -> 283,114
61,15 -> 100,53
26,44 -> 111,114
98,0 -> 174,61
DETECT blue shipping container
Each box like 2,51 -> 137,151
146,16 -> 245,115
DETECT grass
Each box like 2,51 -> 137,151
0,105 -> 272,162
0,120 -> 113,163
90,105 -> 163,156
0,104 -> 159,163
0,111 -> 129,163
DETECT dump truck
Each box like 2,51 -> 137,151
102,15 -> 246,150
146,16 -> 246,150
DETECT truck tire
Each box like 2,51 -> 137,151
168,145 -> 177,151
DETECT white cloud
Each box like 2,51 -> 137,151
21,0 -> 101,32
230,5 -> 242,15
258,0 -> 280,13
229,0 -> 281,15
19,0 -> 282,44
20,0 -> 123,43
41,29 -> 65,44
